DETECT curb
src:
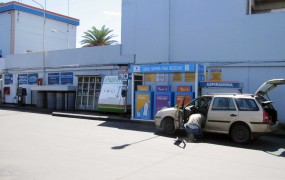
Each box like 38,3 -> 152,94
52,112 -> 155,125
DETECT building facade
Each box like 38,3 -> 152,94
1,0 -> 285,122
121,0 -> 285,122
0,1 -> 79,57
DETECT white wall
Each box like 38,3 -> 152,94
14,11 -> 77,54
122,0 -> 285,63
0,12 -> 11,57
1,45 -> 134,104
122,0 -> 170,63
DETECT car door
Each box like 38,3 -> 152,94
255,79 -> 285,97
204,97 -> 238,133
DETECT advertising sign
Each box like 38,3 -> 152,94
4,74 -> 13,85
135,92 -> 153,120
130,64 -> 196,73
199,82 -> 242,88
48,73 -> 60,85
28,73 -> 38,85
177,86 -> 192,92
175,94 -> 191,107
18,74 -> 28,85
98,76 -> 131,113
137,85 -> 151,91
175,92 -> 195,107
153,92 -> 173,116
156,86 -> 170,92
61,72 -> 73,85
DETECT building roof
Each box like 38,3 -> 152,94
0,1 -> 79,26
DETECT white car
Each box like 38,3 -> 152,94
155,79 -> 285,144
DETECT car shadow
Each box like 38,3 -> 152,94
156,131 -> 285,157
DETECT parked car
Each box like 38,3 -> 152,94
154,79 -> 285,144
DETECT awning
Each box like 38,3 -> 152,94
31,86 -> 76,91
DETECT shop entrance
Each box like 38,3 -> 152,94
130,63 -> 205,121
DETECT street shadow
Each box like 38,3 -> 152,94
98,121 -> 156,133
156,130 -> 285,157
111,136 -> 159,150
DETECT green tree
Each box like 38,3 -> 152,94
80,25 -> 118,47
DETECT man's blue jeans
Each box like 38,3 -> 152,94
184,124 -> 203,139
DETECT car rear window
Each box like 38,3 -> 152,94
235,98 -> 259,111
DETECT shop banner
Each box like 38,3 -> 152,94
4,74 -> 13,85
28,73 -> 38,85
131,64 -> 196,73
48,73 -> 60,85
61,72 -> 73,85
18,74 -> 28,85
199,82 -> 242,88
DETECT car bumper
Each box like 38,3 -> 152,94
251,122 -> 279,133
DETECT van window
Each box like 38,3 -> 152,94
212,97 -> 236,111
235,98 -> 259,111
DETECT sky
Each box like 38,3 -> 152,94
2,0 -> 122,47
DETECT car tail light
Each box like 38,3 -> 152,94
263,111 -> 268,123
263,111 -> 272,123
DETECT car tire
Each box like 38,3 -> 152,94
230,123 -> 251,144
162,117 -> 176,135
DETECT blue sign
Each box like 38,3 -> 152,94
130,64 -> 196,73
61,72 -> 73,85
199,82 -> 242,88
48,73 -> 60,85
28,73 -> 38,85
4,74 -> 13,85
18,74 -> 28,85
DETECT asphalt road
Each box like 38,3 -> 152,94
0,109 -> 285,180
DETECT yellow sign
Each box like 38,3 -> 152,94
185,72 -> 195,82
137,85 -> 150,91
145,73 -> 156,82
173,73 -> 182,82
210,69 -> 222,81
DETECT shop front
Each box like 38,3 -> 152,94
130,63 -> 205,121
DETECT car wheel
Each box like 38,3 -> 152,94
230,123 -> 251,144
162,117 -> 176,135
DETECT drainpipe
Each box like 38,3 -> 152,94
10,10 -> 15,54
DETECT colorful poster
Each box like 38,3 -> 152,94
154,94 -> 170,115
4,74 -> 13,85
135,92 -> 152,120
61,72 -> 73,85
48,73 -> 60,85
175,94 -> 191,107
18,74 -> 28,85
28,73 -> 38,85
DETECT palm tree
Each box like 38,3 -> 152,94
80,25 -> 118,47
